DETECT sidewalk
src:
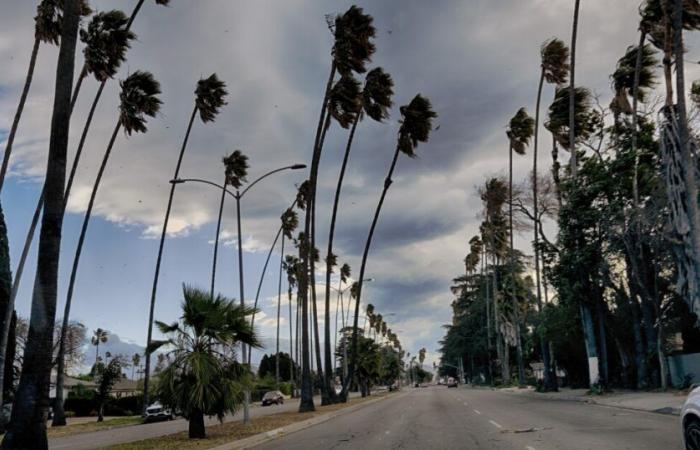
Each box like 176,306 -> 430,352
497,385 -> 687,415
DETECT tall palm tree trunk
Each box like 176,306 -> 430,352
299,63 -> 336,412
343,143 -> 401,400
287,260 -> 295,396
0,203 -> 13,424
509,144 -> 526,386
631,31 -> 646,213
142,104 -> 197,411
249,227 -> 283,356
324,114 -> 360,402
54,122 -> 121,425
0,38 -> 40,194
2,2 -> 79,446
298,238 -> 314,412
533,69 -> 555,391
569,0 -> 580,177
210,178 -> 228,299
276,235 -> 285,386
70,66 -> 88,113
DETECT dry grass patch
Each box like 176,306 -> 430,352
106,393 -> 390,450
47,416 -> 143,438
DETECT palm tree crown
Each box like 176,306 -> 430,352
281,208 -> 299,239
340,263 -> 351,284
541,38 -> 570,85
362,67 -> 394,121
195,73 -> 228,123
119,71 -> 162,135
35,0 -> 92,45
332,5 -> 377,76
91,328 -> 108,346
545,86 -> 597,151
610,44 -> 657,115
398,95 -> 438,158
328,75 -> 363,128
507,108 -> 535,155
80,10 -> 136,82
223,150 -> 249,189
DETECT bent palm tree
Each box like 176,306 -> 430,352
301,5 -> 377,410
507,108 -> 534,387
144,73 -> 227,409
534,38 -> 568,390
148,285 -> 260,439
0,0 -> 91,193
1,1 -> 81,446
323,68 -> 393,402
90,327 -> 109,366
343,95 -> 436,400
54,72 -> 161,425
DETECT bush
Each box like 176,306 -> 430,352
104,395 -> 143,416
64,397 -> 97,417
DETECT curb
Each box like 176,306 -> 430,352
211,391 -> 403,450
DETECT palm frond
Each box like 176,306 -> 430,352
541,38 -> 570,85
280,208 -> 299,239
223,150 -> 249,189
119,71 -> 162,135
398,94 -> 437,157
362,67 -> 394,122
507,107 -> 534,155
80,10 -> 135,82
544,86 -> 596,150
332,5 -> 377,76
196,73 -> 228,123
340,263 -> 351,284
328,75 -> 362,128
609,44 -> 657,115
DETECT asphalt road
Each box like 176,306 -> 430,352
255,386 -> 682,449
48,394 -> 345,450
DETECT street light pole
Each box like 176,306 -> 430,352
170,163 -> 305,425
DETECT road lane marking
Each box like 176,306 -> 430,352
526,447 -> 536,450
473,409 -> 482,415
463,402 -> 468,406
489,420 -> 503,429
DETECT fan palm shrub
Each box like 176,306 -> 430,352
148,286 -> 260,439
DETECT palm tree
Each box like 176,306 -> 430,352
276,209 -> 298,387
148,286 -> 260,439
344,95 -> 436,400
533,38 -> 568,391
301,6 -> 377,410
53,71 -> 161,424
90,328 -> 108,367
569,0 -> 581,177
131,353 -> 141,380
323,69 -> 393,402
284,253 -> 301,395
8,1 -> 165,360
0,0 -> 91,193
507,108 -> 533,387
143,71 -> 226,415
418,348 -> 426,369
1,3 -> 80,446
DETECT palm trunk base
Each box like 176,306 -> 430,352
188,410 -> 206,439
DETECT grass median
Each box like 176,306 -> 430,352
46,416 -> 143,439
105,392 -> 391,450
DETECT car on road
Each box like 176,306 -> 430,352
143,402 -> 173,423
447,377 -> 458,388
683,386 -> 700,449
261,390 -> 285,406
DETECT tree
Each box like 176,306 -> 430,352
323,68 -> 393,403
54,71 -> 161,426
1,1 -> 80,447
131,353 -> 141,380
298,5 -> 377,410
90,328 -> 108,367
148,286 -> 260,439
0,0 -> 91,193
533,37 -> 568,390
94,357 -> 123,422
507,108 -> 533,386
344,94 -> 436,400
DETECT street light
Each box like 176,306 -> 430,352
170,162 -> 305,424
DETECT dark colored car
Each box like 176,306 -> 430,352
261,390 -> 285,406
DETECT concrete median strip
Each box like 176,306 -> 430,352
210,392 -> 403,450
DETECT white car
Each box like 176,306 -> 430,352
143,402 -> 173,423
682,386 -> 700,449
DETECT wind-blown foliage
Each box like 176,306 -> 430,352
80,10 -> 135,82
119,71 -> 162,135
195,74 -> 228,123
223,150 -> 249,189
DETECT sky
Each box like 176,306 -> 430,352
2,0 -> 699,374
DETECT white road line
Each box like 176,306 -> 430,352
489,420 -> 503,429
463,402 -> 468,406
526,446 -> 536,450
473,409 -> 482,415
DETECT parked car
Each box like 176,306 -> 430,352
261,390 -> 285,406
682,386 -> 700,449
447,377 -> 458,388
143,402 -> 173,423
